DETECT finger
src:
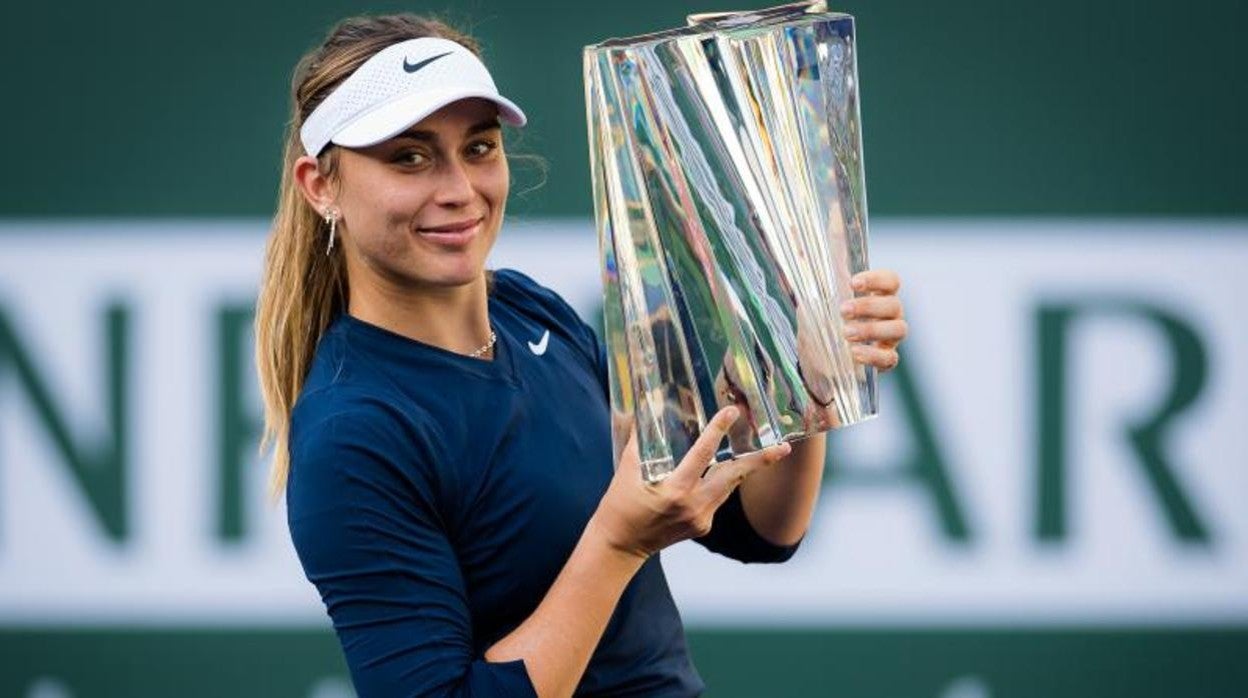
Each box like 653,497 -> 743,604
667,407 -> 741,489
612,411 -> 636,441
703,441 -> 792,499
844,318 -> 908,345
850,344 -> 901,371
623,423 -> 639,460
841,295 -> 903,320
614,423 -> 641,474
611,411 -> 637,465
851,269 -> 901,295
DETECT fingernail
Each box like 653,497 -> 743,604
725,406 -> 740,421
840,301 -> 854,317
844,324 -> 861,340
852,276 -> 866,290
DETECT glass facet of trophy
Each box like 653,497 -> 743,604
585,1 -> 876,482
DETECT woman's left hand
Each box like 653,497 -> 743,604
841,269 -> 907,372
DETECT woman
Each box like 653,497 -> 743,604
255,14 -> 907,698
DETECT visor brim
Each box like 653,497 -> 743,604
331,88 -> 527,150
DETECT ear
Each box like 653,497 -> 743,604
292,154 -> 336,214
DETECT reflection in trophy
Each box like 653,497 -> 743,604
585,2 -> 877,482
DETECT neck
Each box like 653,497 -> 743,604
347,271 -> 494,359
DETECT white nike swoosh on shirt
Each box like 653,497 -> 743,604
528,330 -> 550,356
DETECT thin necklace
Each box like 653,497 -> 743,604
468,327 -> 497,359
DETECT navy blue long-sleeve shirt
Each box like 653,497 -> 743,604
286,269 -> 798,697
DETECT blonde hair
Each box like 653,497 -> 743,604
255,15 -> 483,496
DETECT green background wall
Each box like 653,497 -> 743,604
3,0 -> 1244,218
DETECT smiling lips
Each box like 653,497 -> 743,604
416,216 -> 484,246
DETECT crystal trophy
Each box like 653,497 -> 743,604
585,1 -> 876,481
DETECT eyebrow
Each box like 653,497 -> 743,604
395,118 -> 502,142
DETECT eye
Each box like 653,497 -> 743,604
465,139 -> 498,159
393,148 -> 432,168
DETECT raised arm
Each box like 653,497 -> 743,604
737,269 -> 907,546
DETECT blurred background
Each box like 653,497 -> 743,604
1,0 -> 1245,696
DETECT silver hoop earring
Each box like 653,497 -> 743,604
324,209 -> 338,255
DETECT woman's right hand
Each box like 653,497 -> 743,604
588,407 -> 793,560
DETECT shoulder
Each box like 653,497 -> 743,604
491,268 -> 583,323
491,267 -> 601,359
288,390 -> 445,509
291,390 -> 425,449
291,316 -> 443,460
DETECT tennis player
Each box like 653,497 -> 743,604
255,14 -> 907,698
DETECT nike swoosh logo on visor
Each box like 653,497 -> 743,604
403,51 -> 452,74
528,330 -> 550,356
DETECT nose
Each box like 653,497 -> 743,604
432,156 -> 475,208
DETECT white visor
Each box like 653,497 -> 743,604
299,37 -> 527,156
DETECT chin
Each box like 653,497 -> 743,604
415,264 -> 488,289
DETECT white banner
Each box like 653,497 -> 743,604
0,219 -> 1245,626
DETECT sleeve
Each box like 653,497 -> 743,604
286,409 -> 538,698
693,487 -> 802,563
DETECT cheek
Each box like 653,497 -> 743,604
340,199 -> 406,258
349,181 -> 424,230
483,166 -> 510,210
